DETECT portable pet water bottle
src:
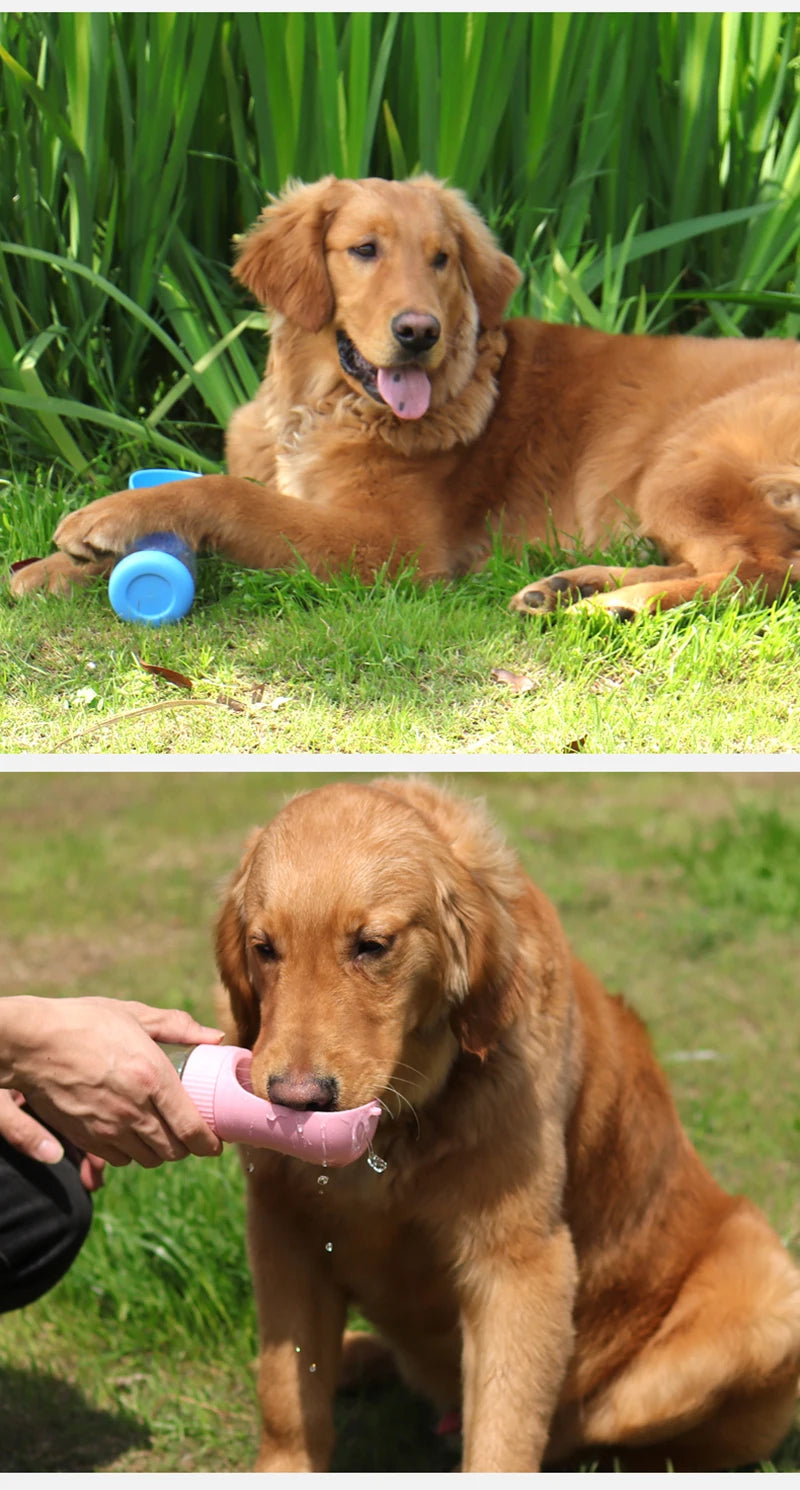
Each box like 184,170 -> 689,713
108,469 -> 201,625
160,1042 -> 382,1168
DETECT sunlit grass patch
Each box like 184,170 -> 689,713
5,480 -> 800,755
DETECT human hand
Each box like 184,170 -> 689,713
79,1152 -> 107,1192
0,1088 -> 106,1191
0,997 -> 225,1169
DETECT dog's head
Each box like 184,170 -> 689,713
233,175 -> 521,419
215,779 -> 530,1120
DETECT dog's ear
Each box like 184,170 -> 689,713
233,175 -> 344,331
369,776 -> 528,1060
215,830 -> 262,1049
436,873 -> 524,1061
442,186 -> 522,328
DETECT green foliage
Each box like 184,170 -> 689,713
2,13 -> 800,471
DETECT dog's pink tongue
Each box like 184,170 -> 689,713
377,365 -> 431,420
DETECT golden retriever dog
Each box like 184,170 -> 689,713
215,778 -> 800,1473
12,175 -> 800,616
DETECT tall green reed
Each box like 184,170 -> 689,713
1,12 -> 799,471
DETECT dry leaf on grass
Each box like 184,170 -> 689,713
490,667 -> 536,694
132,653 -> 194,690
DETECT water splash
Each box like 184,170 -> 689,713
366,1152 -> 388,1174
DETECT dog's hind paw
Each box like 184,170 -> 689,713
509,569 -> 612,615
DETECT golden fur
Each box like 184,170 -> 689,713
13,175 -> 800,615
215,779 -> 800,1472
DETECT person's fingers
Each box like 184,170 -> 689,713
111,1045 -> 222,1161
80,1153 -> 106,1191
76,1122 -> 171,1169
123,1003 -> 225,1048
147,1077 -> 223,1159
0,1092 -> 64,1164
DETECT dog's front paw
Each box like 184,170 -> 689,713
54,494 -> 138,560
9,552 -> 113,597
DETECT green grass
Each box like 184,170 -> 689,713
4,467 -> 800,754
0,770 -> 799,1470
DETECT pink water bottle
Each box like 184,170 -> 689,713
161,1043 -> 381,1168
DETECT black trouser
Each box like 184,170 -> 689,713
0,1132 -> 92,1313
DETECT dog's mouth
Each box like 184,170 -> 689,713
336,331 -> 431,420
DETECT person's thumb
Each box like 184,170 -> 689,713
0,1096 -> 64,1164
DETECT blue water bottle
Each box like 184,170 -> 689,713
108,469 -> 201,625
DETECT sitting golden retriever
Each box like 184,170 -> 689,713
216,778 -> 800,1472
12,175 -> 800,616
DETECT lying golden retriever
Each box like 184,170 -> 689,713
216,777 -> 800,1472
12,175 -> 800,616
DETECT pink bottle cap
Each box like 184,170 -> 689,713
181,1044 -> 382,1168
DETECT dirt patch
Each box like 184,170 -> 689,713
1,925 -> 199,996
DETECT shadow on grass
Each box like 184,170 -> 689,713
332,1378 -> 459,1472
330,1379 -> 800,1474
0,1366 -> 151,1471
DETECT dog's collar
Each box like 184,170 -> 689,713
336,331 -> 384,405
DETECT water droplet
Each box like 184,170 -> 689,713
324,1241 -> 333,1253
317,1175 -> 329,1187
295,1345 -> 302,1354
309,1363 -> 317,1374
367,1153 -> 388,1174
296,1124 -> 304,1135
246,1162 -> 255,1173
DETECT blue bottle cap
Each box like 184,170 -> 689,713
108,549 -> 196,625
128,468 -> 201,489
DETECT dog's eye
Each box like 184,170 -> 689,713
432,251 -> 448,269
252,937 -> 278,962
349,241 -> 377,260
354,934 -> 394,961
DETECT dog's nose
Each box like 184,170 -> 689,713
391,311 -> 441,356
267,1073 -> 338,1111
